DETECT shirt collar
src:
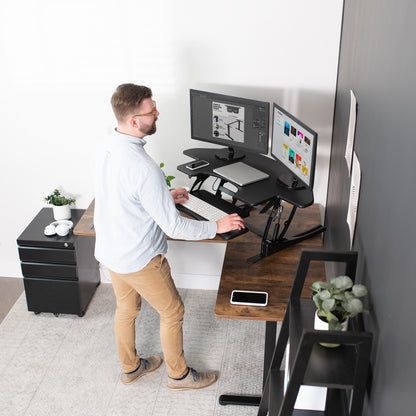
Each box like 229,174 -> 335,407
113,128 -> 147,146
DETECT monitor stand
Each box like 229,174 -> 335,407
215,146 -> 245,161
276,175 -> 306,191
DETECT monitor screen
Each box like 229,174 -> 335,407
190,89 -> 269,160
271,102 -> 318,190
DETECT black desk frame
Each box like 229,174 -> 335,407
218,320 -> 278,407
177,148 -> 326,262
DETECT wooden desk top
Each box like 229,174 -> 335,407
73,200 -> 96,236
216,204 -> 324,321
74,200 -> 325,322
73,199 -> 225,242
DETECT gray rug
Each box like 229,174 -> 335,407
0,283 -> 276,416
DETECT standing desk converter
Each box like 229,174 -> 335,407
177,148 -> 325,262
178,148 -> 316,208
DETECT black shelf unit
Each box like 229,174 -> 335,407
257,250 -> 372,416
17,208 -> 100,317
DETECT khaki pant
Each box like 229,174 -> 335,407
108,255 -> 188,379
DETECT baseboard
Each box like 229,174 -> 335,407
0,261 -> 22,278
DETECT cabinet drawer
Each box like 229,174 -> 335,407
23,277 -> 82,315
21,262 -> 78,281
18,246 -> 76,265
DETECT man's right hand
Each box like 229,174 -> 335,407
216,213 -> 245,234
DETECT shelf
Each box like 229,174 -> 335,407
289,299 -> 357,389
257,250 -> 372,416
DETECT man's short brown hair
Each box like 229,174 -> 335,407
111,84 -> 153,123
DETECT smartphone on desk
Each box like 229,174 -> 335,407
186,160 -> 209,170
230,290 -> 268,307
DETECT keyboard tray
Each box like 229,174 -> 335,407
176,190 -> 249,240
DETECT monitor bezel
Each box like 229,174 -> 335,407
271,102 -> 318,190
190,89 -> 270,157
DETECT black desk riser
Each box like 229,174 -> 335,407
177,148 -> 326,262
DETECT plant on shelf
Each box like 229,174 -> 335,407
44,188 -> 76,220
312,275 -> 368,330
159,162 -> 175,187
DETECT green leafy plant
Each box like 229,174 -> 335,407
43,189 -> 76,206
312,275 -> 368,330
159,162 -> 175,187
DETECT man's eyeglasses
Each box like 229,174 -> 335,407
133,103 -> 158,118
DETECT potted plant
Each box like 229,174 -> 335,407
312,275 -> 368,331
159,162 -> 175,187
44,188 -> 76,220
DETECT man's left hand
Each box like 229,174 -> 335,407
171,188 -> 189,204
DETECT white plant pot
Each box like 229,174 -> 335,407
314,310 -> 348,348
53,205 -> 71,220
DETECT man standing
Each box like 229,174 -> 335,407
94,84 -> 244,390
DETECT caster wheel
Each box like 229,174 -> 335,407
54,313 -> 59,317
34,312 -> 41,315
78,311 -> 85,317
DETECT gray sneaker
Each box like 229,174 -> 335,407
167,367 -> 217,391
121,355 -> 163,385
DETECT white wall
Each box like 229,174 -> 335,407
0,0 -> 343,278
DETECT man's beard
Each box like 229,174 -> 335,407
143,120 -> 157,136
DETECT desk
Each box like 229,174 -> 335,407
214,203 -> 324,407
214,204 -> 324,321
74,200 -> 325,407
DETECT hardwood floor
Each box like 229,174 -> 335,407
0,277 -> 24,323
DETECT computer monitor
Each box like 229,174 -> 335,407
190,89 -> 269,161
271,102 -> 318,190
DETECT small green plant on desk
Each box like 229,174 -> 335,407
312,275 -> 368,330
43,189 -> 76,206
160,162 -> 175,187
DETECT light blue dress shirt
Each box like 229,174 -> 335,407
94,130 -> 217,274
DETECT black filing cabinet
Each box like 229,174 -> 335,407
17,208 -> 100,317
